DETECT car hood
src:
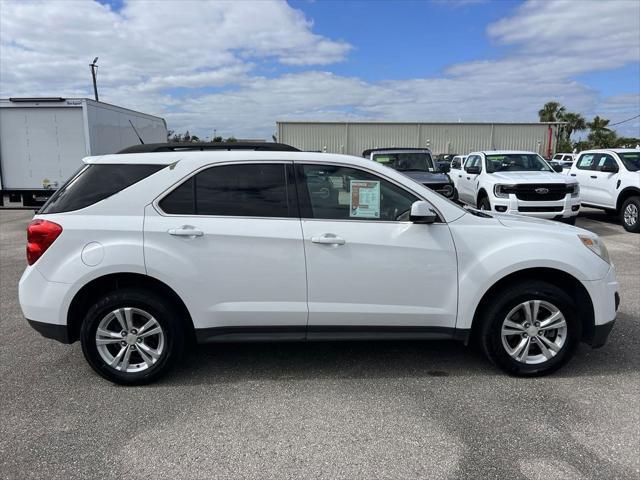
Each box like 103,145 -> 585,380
401,171 -> 451,184
494,213 -> 591,235
489,171 -> 577,184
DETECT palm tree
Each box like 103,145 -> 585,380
559,112 -> 587,138
538,101 -> 566,122
587,116 -> 616,148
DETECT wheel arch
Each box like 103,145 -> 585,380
67,272 -> 195,344
476,188 -> 489,208
616,187 -> 640,211
469,267 -> 595,344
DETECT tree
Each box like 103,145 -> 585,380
212,136 -> 223,143
225,136 -> 237,143
538,101 -> 566,122
587,116 -> 617,148
558,111 -> 586,138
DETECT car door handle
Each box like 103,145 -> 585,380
590,175 -> 597,179
311,234 -> 345,245
570,173 -> 576,176
168,226 -> 204,237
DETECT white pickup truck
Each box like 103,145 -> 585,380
569,149 -> 640,232
450,150 -> 581,223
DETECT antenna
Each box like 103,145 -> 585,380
129,120 -> 145,144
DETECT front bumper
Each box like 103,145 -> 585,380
491,193 -> 580,219
582,266 -> 619,348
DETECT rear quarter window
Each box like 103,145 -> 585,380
40,164 -> 164,214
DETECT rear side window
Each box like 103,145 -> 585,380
40,164 -> 163,214
159,163 -> 293,217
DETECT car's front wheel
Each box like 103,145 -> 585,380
478,196 -> 491,211
80,289 -> 185,385
479,280 -> 580,376
620,196 -> 640,233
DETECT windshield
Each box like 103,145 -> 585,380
371,152 -> 434,172
619,152 -> 640,172
485,153 -> 553,173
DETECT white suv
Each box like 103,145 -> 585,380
569,149 -> 640,232
19,143 -> 618,384
450,150 -> 580,223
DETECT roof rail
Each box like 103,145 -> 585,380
362,147 -> 431,157
117,142 -> 299,154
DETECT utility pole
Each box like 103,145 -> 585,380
90,57 -> 99,102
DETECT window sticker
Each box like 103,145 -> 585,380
579,154 -> 594,167
350,180 -> 380,218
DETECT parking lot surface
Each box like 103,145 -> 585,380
1,208 -> 638,480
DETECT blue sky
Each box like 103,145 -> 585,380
2,0 -> 639,139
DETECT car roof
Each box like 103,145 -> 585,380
578,148 -> 640,154
363,147 -> 431,157
469,150 -> 537,156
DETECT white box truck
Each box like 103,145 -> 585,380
0,97 -> 167,207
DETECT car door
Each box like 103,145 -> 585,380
572,153 -> 598,204
296,162 -> 458,337
449,156 -> 463,190
589,153 -> 620,207
458,155 -> 481,205
143,161 -> 308,340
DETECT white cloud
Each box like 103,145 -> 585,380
1,0 -> 638,140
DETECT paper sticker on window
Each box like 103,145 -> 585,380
350,180 -> 380,218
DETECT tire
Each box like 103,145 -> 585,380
479,280 -> 581,376
80,288 -> 185,385
478,196 -> 491,211
561,216 -> 576,225
620,196 -> 640,233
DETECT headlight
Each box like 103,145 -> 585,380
578,234 -> 610,264
494,184 -> 517,198
568,183 -> 580,197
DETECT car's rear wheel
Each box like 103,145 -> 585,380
80,289 -> 184,385
620,196 -> 640,233
479,280 -> 580,376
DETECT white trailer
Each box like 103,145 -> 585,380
0,97 -> 167,207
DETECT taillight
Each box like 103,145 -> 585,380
26,219 -> 62,265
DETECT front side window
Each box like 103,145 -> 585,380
159,163 -> 292,217
596,154 -> 617,172
371,152 -> 434,172
451,158 -> 461,169
465,155 -> 481,171
576,154 -> 598,170
299,164 -> 418,221
618,152 -> 640,172
485,154 -> 552,173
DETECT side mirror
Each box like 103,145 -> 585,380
551,163 -> 564,173
600,164 -> 619,173
410,201 -> 437,224
439,163 -> 451,173
465,165 -> 481,175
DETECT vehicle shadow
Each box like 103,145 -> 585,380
576,209 -> 623,236
161,316 -> 638,386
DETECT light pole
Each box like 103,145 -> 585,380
90,57 -> 99,102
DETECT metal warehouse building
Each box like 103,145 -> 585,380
277,121 -> 564,157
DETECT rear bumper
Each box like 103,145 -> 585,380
27,319 -> 71,344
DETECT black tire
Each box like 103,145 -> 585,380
80,288 -> 185,385
620,196 -> 640,233
561,216 -> 577,225
478,196 -> 491,211
479,280 -> 581,376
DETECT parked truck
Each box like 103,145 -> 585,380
0,97 -> 167,207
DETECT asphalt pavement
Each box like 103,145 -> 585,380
1,208 -> 638,480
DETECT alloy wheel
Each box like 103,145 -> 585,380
95,307 -> 165,373
500,300 -> 567,365
624,203 -> 638,227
